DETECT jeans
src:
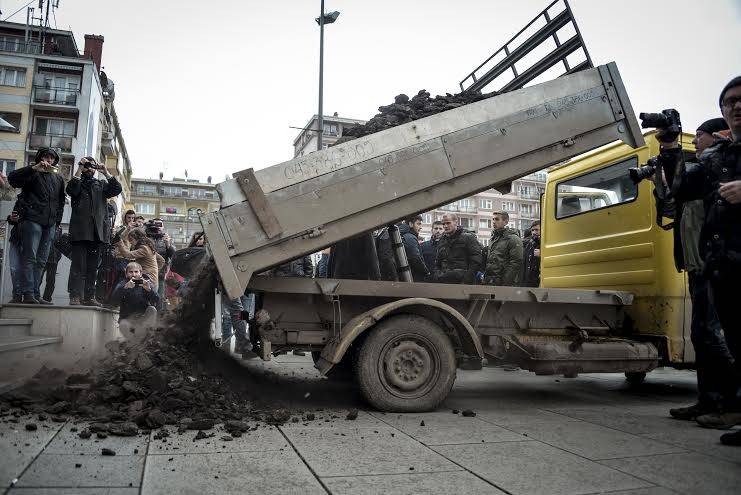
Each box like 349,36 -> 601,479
69,240 -> 102,300
18,220 -> 55,298
221,294 -> 253,343
708,269 -> 741,410
41,261 -> 58,302
8,239 -> 22,299
689,272 -> 737,408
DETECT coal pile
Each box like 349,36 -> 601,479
336,89 -> 496,144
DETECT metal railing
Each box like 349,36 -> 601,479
29,133 -> 73,152
0,38 -> 42,54
33,86 -> 79,106
459,0 -> 592,93
459,206 -> 478,213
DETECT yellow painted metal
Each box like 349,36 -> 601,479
542,131 -> 695,364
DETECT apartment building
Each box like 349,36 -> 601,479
128,177 -> 221,249
293,113 -> 366,157
418,171 -> 547,246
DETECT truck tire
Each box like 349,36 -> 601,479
355,314 -> 456,412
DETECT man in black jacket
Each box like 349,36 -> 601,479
66,157 -> 122,306
521,220 -> 541,287
397,215 -> 429,282
8,148 -> 66,304
421,220 -> 444,277
435,213 -> 484,284
661,77 -> 741,444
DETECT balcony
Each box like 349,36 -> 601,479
33,86 -> 79,106
29,133 -> 73,153
438,204 -> 459,212
0,37 -> 41,54
459,206 -> 478,213
518,193 -> 541,200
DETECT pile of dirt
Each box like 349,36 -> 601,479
336,89 -> 496,144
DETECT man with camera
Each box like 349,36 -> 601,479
144,218 -> 175,307
657,77 -> 741,445
66,157 -> 122,306
111,261 -> 159,339
7,148 -> 66,304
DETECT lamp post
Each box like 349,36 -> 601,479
316,1 -> 340,151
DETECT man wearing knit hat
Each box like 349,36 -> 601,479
662,76 -> 741,445
668,117 -> 736,425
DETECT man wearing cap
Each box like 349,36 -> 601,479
662,76 -> 741,444
7,148 -> 66,304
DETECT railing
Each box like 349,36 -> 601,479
33,86 -> 78,106
132,188 -> 217,199
0,38 -> 41,54
438,204 -> 459,212
29,133 -> 73,153
518,193 -> 541,200
459,206 -> 478,213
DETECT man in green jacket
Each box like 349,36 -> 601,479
484,211 -> 523,286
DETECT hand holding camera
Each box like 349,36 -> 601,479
628,109 -> 683,185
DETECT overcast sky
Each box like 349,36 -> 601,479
6,0 -> 739,182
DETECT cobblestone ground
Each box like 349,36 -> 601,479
2,354 -> 740,495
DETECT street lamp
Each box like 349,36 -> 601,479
316,1 -> 340,151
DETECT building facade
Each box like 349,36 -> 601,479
293,113 -> 366,157
127,177 -> 221,249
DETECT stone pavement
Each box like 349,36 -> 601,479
2,354 -> 740,495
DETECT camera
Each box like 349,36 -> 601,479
638,109 -> 681,143
144,219 -> 164,238
80,157 -> 100,170
629,156 -> 660,184
111,225 -> 127,244
133,279 -> 143,286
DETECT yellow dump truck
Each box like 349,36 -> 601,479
542,130 -> 697,369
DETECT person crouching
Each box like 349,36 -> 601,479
112,262 -> 159,340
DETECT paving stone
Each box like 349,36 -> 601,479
147,424 -> 287,454
44,423 -> 147,456
16,453 -> 144,488
370,411 -> 525,445
592,488 -> 680,495
141,450 -> 325,495
470,407 -> 582,426
542,406 -> 687,435
432,441 -> 652,495
0,420 -> 64,484
9,489 -> 139,494
507,420 -> 685,460
601,452 -> 741,495
643,427 -> 741,464
282,425 -> 459,476
279,409 -> 386,429
322,470 -> 506,494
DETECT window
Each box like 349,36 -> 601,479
163,186 -> 182,197
459,217 -> 473,229
34,117 -> 75,136
0,159 -> 16,175
502,201 -> 515,212
479,218 -> 492,229
323,123 -> 338,136
556,156 -> 638,219
479,199 -> 492,209
135,203 -> 156,215
520,204 -> 534,215
0,66 -> 26,87
135,184 -> 157,196
422,213 -> 432,224
479,237 -> 490,247
0,112 -> 21,133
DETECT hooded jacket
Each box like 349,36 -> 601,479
484,227 -> 523,286
521,235 -> 540,287
8,166 -> 65,227
397,222 -> 429,282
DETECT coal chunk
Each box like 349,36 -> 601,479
25,423 -> 37,431
101,448 -> 116,456
461,409 -> 476,417
346,409 -> 358,421
186,419 -> 214,431
110,422 -> 138,437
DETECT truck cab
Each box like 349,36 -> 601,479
542,131 -> 697,366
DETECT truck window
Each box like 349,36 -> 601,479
556,156 -> 638,219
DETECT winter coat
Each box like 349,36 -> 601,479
435,227 -> 484,284
152,236 -> 176,275
329,232 -> 381,280
66,176 -> 122,243
114,240 -> 164,290
111,278 -> 159,319
484,227 -> 523,286
664,139 -> 741,276
375,227 -> 398,281
420,236 -> 441,274
521,236 -> 540,287
8,166 -> 65,227
270,256 -> 314,277
397,223 -> 429,282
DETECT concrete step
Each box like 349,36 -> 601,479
0,318 -> 34,338
0,335 -> 62,352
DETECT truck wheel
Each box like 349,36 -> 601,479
312,351 -> 354,381
625,371 -> 646,385
356,315 -> 456,412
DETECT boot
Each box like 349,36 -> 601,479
21,294 -> 39,304
39,298 -> 53,305
696,411 -> 741,430
670,403 -> 714,421
82,298 -> 102,307
69,296 -> 81,306
10,295 -> 21,304
720,430 -> 741,446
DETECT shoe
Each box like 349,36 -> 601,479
39,298 -> 53,305
10,295 -> 21,304
696,411 -> 741,430
670,403 -> 714,421
20,295 -> 40,304
69,296 -> 81,306
293,350 -> 306,356
82,298 -> 102,307
720,430 -> 741,446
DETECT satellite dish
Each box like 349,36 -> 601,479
0,116 -> 17,132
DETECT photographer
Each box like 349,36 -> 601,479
145,218 -> 175,307
66,157 -> 122,306
8,148 -> 66,304
111,261 -> 159,337
659,77 -> 741,444
114,228 -> 163,291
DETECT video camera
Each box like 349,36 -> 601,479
111,225 -> 127,244
80,156 -> 103,170
144,219 -> 164,238
628,109 -> 682,185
